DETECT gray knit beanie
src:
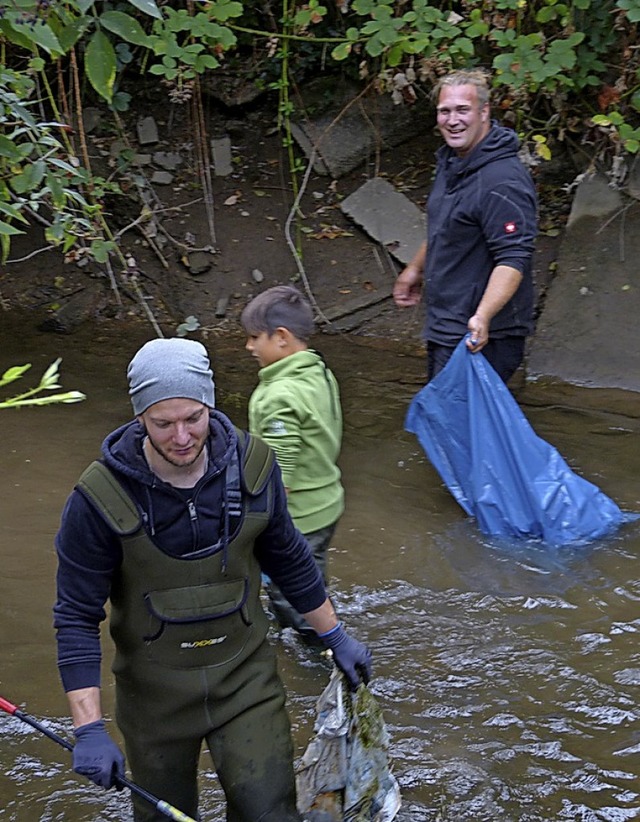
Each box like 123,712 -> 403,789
127,338 -> 215,415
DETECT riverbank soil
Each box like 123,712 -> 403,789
0,89 -> 569,362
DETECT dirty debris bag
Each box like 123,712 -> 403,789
405,338 -> 626,545
296,668 -> 401,822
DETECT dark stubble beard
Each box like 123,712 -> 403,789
146,434 -> 207,469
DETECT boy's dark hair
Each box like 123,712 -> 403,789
241,285 -> 315,341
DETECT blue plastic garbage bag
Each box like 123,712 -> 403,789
405,338 -> 627,545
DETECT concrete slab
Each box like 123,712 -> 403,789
628,155 -> 640,201
137,116 -> 159,146
568,171 -> 623,226
153,151 -> 183,171
211,136 -> 233,177
291,90 -> 429,178
527,205 -> 640,392
340,177 -> 425,266
150,170 -> 173,185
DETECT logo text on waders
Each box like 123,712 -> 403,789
180,636 -> 227,649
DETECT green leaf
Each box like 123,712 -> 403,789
1,233 -> 9,264
125,0 -> 162,20
0,364 -> 31,387
0,134 -> 22,161
85,30 -> 117,103
0,221 -> 25,236
207,0 -> 244,20
110,90 -> 132,112
29,22 -> 63,56
536,6 -> 558,23
45,172 -> 65,209
0,201 -> 29,223
99,11 -> 151,46
331,42 -> 352,60
48,157 -> 84,175
57,18 -> 92,52
0,19 -> 34,50
10,159 -> 46,194
90,238 -> 116,263
387,42 -> 404,66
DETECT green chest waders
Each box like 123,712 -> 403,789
77,430 -> 275,700
77,433 -> 302,821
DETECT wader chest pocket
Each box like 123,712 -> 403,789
142,578 -> 253,669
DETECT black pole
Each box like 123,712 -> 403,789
0,696 -> 197,822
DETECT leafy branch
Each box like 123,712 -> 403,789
0,359 -> 86,408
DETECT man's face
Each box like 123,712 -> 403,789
140,398 -> 210,468
436,84 -> 490,157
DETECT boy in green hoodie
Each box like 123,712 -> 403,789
241,285 -> 344,640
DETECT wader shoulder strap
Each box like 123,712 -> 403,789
234,427 -> 275,495
77,431 -> 274,536
77,461 -> 142,536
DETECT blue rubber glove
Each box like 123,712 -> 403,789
73,719 -> 126,789
319,622 -> 372,690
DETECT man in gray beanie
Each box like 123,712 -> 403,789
53,337 -> 372,822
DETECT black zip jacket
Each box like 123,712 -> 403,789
424,122 -> 538,344
53,411 -> 326,692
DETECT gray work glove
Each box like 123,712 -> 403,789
319,622 -> 372,690
73,719 -> 125,789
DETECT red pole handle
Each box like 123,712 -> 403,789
0,696 -> 18,715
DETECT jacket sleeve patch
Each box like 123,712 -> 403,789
266,419 -> 288,436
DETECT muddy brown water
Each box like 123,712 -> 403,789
1,316 -> 639,821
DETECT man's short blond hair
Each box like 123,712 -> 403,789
433,69 -> 491,108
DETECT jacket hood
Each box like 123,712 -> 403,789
437,122 -> 521,183
101,409 -> 238,486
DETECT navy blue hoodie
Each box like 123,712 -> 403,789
53,411 -> 326,692
424,123 -> 537,344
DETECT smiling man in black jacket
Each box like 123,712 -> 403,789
393,69 -> 538,383
53,337 -> 371,822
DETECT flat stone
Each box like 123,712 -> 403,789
38,284 -> 107,334
567,171 -> 623,226
153,151 -> 183,171
185,251 -> 215,275
211,136 -> 233,176
82,107 -> 101,134
109,139 -> 127,158
137,116 -> 159,146
215,295 -> 230,317
291,86 -> 429,178
627,155 -> 640,201
150,170 -> 174,186
340,177 -> 425,266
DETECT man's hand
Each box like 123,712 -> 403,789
319,623 -> 372,690
73,719 -> 126,789
393,263 -> 423,308
468,264 -> 523,351
466,314 -> 489,352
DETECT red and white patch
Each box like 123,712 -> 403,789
504,221 -> 517,234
